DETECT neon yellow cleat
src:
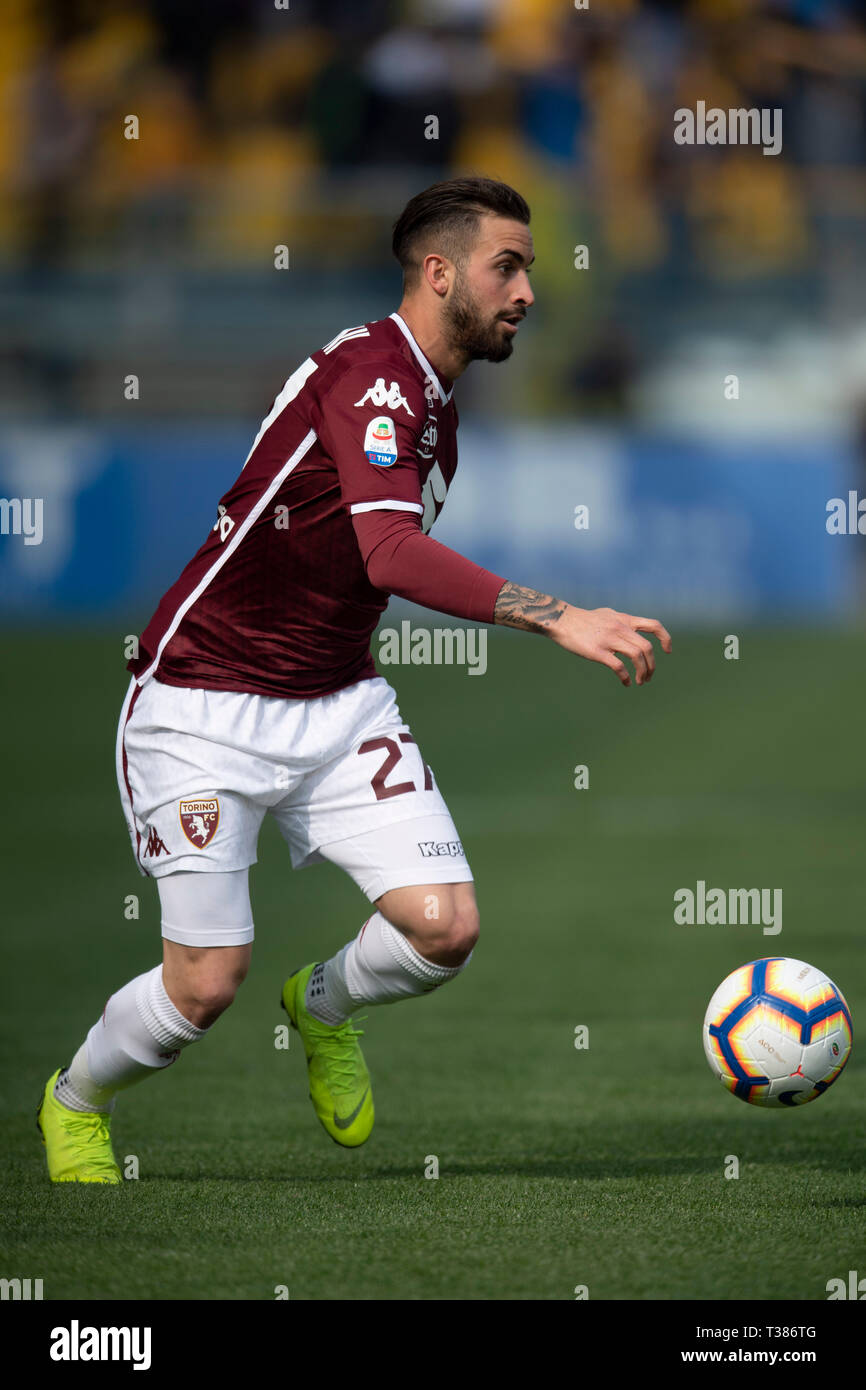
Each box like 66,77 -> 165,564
36,1069 -> 122,1184
280,964 -> 374,1148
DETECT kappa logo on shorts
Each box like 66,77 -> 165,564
417,839 -> 465,858
143,825 -> 169,858
179,797 -> 220,848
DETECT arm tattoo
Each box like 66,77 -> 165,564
493,581 -> 568,635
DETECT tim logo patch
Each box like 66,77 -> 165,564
179,797 -> 220,848
364,415 -> 398,466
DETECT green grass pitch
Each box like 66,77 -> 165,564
3,624 -> 865,1300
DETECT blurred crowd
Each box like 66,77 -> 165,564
1,0 -> 865,421
2,0 -> 864,273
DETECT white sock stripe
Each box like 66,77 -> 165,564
135,966 -> 206,1049
380,919 -> 464,983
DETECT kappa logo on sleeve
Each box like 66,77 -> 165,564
354,379 -> 415,416
364,416 -> 398,467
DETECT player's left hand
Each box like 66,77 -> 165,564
549,605 -> 672,686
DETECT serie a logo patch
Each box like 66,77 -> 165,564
179,797 -> 220,848
364,415 -> 398,466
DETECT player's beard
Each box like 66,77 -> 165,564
442,274 -> 516,364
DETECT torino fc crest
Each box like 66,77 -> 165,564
179,797 -> 220,848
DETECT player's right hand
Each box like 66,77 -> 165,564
549,605 -> 672,686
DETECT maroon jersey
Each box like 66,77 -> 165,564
128,312 -> 506,699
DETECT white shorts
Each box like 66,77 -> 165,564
116,673 -> 472,943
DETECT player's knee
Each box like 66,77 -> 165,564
189,967 -> 244,1023
165,945 -> 249,1027
420,897 -> 480,964
377,885 -> 479,965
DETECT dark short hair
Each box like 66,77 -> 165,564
392,176 -> 531,292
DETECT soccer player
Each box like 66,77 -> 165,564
38,176 -> 671,1180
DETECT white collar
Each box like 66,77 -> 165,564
389,312 -> 453,405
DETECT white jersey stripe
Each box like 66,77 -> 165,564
349,500 -> 424,515
389,312 -> 452,405
137,428 -> 319,686
242,357 -> 318,470
324,332 -> 369,355
323,325 -> 370,355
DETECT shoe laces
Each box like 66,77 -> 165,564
61,1109 -> 118,1174
313,1016 -> 367,1096
65,1109 -> 113,1144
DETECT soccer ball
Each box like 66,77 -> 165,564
703,957 -> 853,1106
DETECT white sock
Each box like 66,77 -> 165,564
54,965 -> 208,1114
305,912 -> 472,1024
